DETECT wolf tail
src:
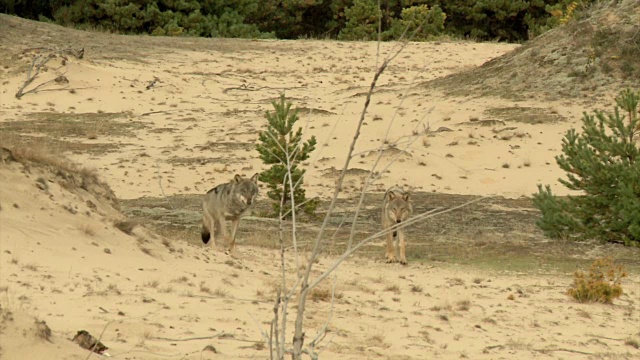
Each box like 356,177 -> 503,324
201,225 -> 211,244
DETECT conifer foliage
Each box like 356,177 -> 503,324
533,89 -> 640,246
256,94 -> 318,218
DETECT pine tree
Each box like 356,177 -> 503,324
256,94 -> 318,218
533,89 -> 640,246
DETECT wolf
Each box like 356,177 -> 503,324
201,173 -> 259,253
382,186 -> 413,265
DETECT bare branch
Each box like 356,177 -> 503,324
145,76 -> 160,90
308,273 -> 337,353
149,332 -> 225,342
15,53 -> 53,99
155,162 -> 174,210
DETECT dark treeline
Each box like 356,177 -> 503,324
0,0 -> 590,42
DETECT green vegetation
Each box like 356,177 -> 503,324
255,94 -> 318,218
533,89 -> 640,246
0,0 -> 597,42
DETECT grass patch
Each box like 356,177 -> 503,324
484,107 -> 566,124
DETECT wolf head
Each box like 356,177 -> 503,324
233,173 -> 259,206
386,190 -> 411,224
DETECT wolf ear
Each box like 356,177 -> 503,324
234,174 -> 243,183
251,173 -> 259,184
387,191 -> 396,200
403,192 -> 410,201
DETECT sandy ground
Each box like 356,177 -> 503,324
0,15 -> 608,201
1,15 -> 639,360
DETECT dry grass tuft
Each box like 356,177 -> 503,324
114,219 -> 139,235
139,246 -> 153,256
456,300 -> 471,311
34,319 -> 52,342
171,276 -> 189,284
309,286 -> 343,303
625,338 -> 640,349
199,281 -> 212,294
567,257 -> 627,304
213,287 -> 228,298
384,284 -> 401,294
144,280 -> 160,288
79,223 -> 97,237
22,263 -> 39,272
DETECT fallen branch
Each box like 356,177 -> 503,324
33,86 -> 98,93
222,84 -> 268,94
533,347 -> 595,355
15,53 -> 54,99
141,108 -> 201,116
15,46 -> 84,99
149,332 -> 225,342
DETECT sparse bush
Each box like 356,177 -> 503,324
567,257 -> 627,304
255,94 -> 318,218
533,89 -> 640,246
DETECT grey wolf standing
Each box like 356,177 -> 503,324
202,173 -> 259,253
382,186 -> 413,265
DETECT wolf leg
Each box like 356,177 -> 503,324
385,227 -> 397,263
398,229 -> 407,265
227,218 -> 241,254
215,215 -> 230,253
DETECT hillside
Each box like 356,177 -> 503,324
424,0 -> 640,101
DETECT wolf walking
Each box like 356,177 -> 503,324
202,173 -> 259,253
382,186 -> 413,265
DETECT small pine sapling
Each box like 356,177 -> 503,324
256,94 -> 318,218
533,88 -> 640,246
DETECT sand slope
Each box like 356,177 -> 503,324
1,148 -> 639,359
